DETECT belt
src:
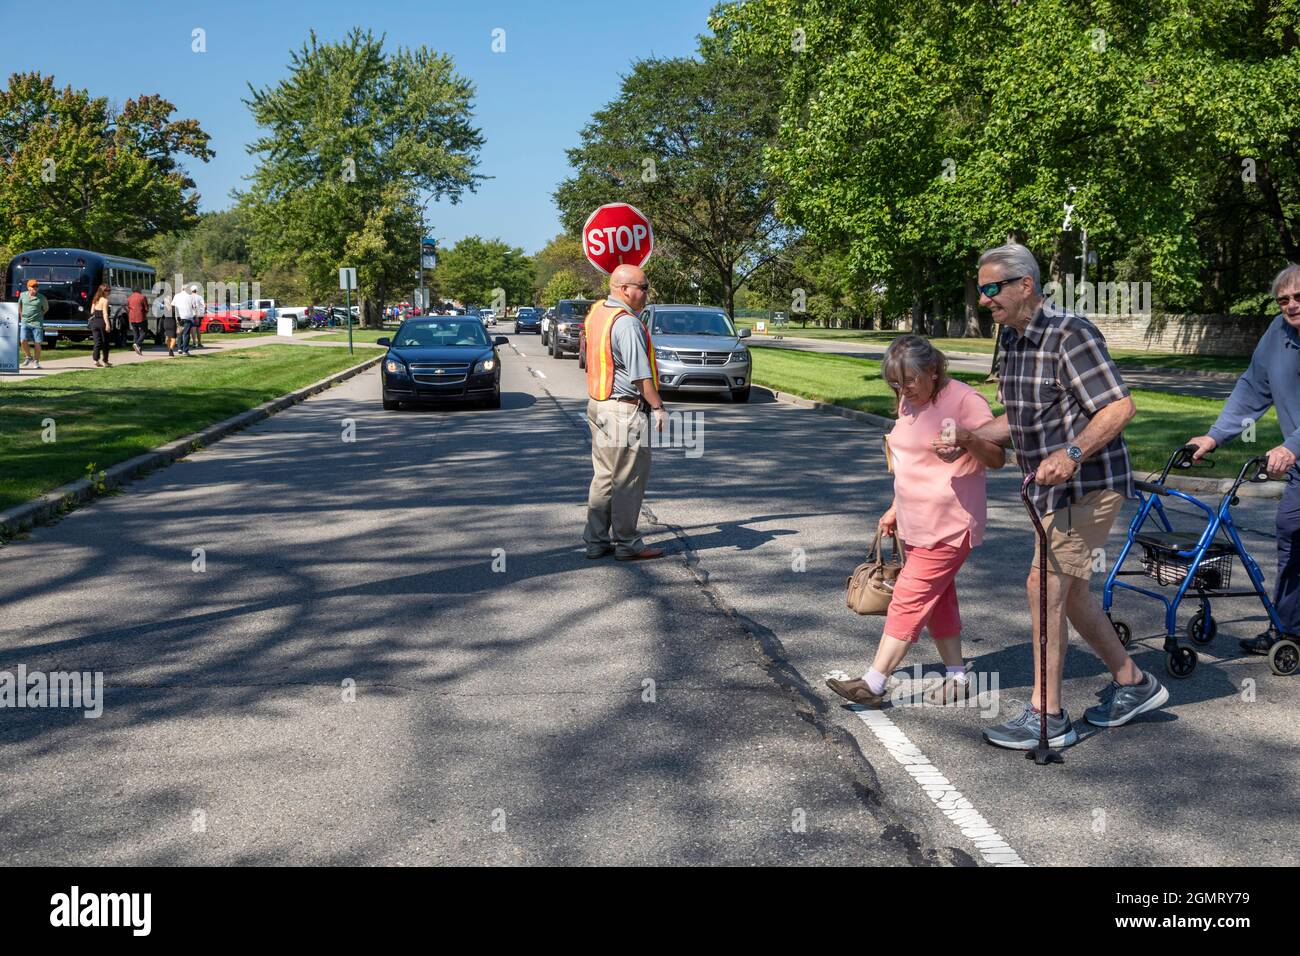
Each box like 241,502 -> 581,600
614,396 -> 642,406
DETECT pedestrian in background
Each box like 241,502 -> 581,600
127,286 -> 149,355
582,263 -> 667,561
158,293 -> 178,356
175,283 -> 198,356
89,282 -> 113,367
17,278 -> 48,369
826,336 -> 1004,709
193,286 -> 206,348
1185,262 -> 1300,655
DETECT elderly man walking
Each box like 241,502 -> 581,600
973,242 -> 1168,750
583,263 -> 667,561
1186,263 -> 1300,655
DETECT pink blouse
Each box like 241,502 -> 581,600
888,379 -> 994,548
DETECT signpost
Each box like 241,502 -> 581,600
581,203 -> 654,274
0,303 -> 18,374
339,267 -> 357,355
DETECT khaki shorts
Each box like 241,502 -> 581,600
1031,489 -> 1124,580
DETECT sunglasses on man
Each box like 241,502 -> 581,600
1277,293 -> 1300,307
976,276 -> 1026,298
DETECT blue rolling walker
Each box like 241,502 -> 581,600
1103,445 -> 1299,679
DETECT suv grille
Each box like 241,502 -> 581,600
674,350 -> 732,366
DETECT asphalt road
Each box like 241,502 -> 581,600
0,322 -> 1292,865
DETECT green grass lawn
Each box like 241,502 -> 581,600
307,329 -> 391,345
735,318 -> 1251,374
0,345 -> 373,511
750,348 -> 1274,479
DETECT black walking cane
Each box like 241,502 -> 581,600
1021,472 -> 1064,766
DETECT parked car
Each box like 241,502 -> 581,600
514,307 -> 541,333
549,299 -> 596,358
378,316 -> 508,410
200,307 -> 242,334
540,308 -> 557,345
580,303 -> 752,403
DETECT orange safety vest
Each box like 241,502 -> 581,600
585,301 -> 659,401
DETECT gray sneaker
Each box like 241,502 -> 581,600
983,702 -> 1078,750
1084,671 -> 1169,728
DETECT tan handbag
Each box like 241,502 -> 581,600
846,528 -> 907,616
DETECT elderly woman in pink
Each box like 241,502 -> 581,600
828,335 -> 1005,707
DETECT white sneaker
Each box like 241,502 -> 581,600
21,356 -> 31,367
32,362 -> 41,369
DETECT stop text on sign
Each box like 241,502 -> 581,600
586,223 -> 649,257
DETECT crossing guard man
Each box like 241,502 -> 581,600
583,263 -> 667,561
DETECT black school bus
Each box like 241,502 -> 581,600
5,248 -> 157,345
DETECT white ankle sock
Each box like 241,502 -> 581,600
863,668 -> 888,695
946,665 -> 970,684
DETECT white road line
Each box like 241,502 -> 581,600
850,708 -> 1028,866
531,369 -> 547,379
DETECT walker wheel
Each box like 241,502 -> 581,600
1268,639 -> 1300,677
1165,646 -> 1198,678
1188,610 -> 1217,645
1112,620 -> 1132,648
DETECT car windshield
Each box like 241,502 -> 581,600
650,310 -> 735,337
559,301 -> 594,318
393,320 -> 490,348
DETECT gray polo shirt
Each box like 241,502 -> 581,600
1209,314 -> 1300,456
606,296 -> 654,399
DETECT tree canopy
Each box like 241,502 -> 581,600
241,29 -> 483,324
0,72 -> 212,257
712,0 -> 1300,322
554,41 -> 788,316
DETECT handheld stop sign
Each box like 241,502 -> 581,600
582,203 -> 654,274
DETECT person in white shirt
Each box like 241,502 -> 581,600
174,284 -> 201,355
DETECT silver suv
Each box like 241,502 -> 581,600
640,304 -> 753,402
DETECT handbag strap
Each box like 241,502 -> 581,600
869,524 -> 906,566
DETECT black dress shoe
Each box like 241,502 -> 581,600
1240,631 -> 1280,655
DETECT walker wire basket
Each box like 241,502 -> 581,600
1140,542 -> 1234,590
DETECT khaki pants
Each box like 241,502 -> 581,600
1032,489 -> 1125,579
584,398 -> 651,555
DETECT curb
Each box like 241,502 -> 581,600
0,353 -> 382,539
753,385 -> 1284,500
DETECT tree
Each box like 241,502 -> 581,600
533,233 -> 604,302
714,0 -> 1300,322
541,268 -> 594,304
433,235 -> 534,306
241,29 -> 483,326
0,72 -> 212,256
553,38 -> 788,317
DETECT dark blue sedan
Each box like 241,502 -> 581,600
378,318 -> 508,410
514,307 -> 541,333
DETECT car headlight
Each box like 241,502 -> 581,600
474,357 -> 496,374
385,358 -> 408,375
731,349 -> 750,363
654,348 -> 678,362
557,323 -> 568,333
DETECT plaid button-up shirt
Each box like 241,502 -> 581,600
998,302 -> 1135,515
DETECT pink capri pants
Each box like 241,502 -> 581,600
883,535 -> 973,643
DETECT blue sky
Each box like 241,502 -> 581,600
13,0 -> 718,254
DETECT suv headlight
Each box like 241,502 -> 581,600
655,348 -> 678,362
474,357 -> 497,374
385,357 -> 408,375
557,322 -> 569,333
731,349 -> 750,363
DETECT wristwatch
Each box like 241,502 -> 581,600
1066,444 -> 1083,463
